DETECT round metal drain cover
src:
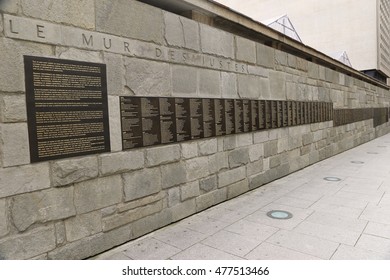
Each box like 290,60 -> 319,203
323,176 -> 341,182
266,210 -> 293,220
351,161 -> 364,164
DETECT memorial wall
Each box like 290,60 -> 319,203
0,0 -> 390,259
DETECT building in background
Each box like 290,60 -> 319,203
214,0 -> 390,84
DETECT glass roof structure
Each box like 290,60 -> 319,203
328,51 -> 353,68
261,15 -> 302,43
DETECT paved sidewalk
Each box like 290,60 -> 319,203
95,134 -> 390,260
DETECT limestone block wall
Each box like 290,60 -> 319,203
0,0 -> 390,259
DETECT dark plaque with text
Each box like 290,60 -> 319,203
243,100 -> 251,132
265,101 -> 272,129
24,56 -> 110,162
190,98 -> 203,139
283,101 -> 289,127
259,100 -> 266,129
225,99 -> 235,134
251,100 -> 259,131
215,99 -> 226,136
121,97 -> 142,149
175,98 -> 191,141
203,99 -> 215,138
141,97 -> 161,146
235,99 -> 244,133
160,97 -> 176,144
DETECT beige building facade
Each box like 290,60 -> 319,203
215,0 -> 390,84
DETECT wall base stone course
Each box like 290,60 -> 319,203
48,224 -> 132,260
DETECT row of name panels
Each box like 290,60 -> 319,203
120,97 -> 333,149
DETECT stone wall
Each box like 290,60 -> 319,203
0,0 -> 389,259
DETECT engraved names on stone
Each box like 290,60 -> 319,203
120,96 -> 333,150
24,56 -> 110,162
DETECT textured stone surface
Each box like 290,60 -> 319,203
196,189 -> 227,211
0,123 -> 29,167
198,139 -> 218,156
181,142 -> 198,159
11,187 -> 76,231
0,94 -> 27,123
0,225 -> 56,260
237,75 -> 260,99
74,175 -> 123,214
200,175 -> 217,193
51,156 -> 98,187
55,221 -> 66,245
123,167 -> 161,201
200,25 -> 234,58
218,166 -> 246,188
99,150 -> 144,176
172,65 -> 197,95
48,224 -> 132,259
228,148 -> 249,168
269,71 -> 286,100
185,157 -> 210,181
221,72 -> 238,99
146,145 -> 180,167
21,0 -> 95,29
170,199 -> 197,222
235,36 -> 256,63
118,192 -> 164,213
227,179 -> 249,199
0,0 -> 19,13
108,96 -> 122,152
103,53 -> 125,96
103,201 -> 162,231
198,69 -> 221,97
256,43 -> 275,68
124,58 -> 171,96
164,12 -> 200,51
0,199 -> 8,238
0,163 -> 50,199
181,181 -> 200,201
65,211 -> 102,242
168,187 -> 181,207
96,0 -> 163,43
264,140 -> 278,158
161,162 -> 187,189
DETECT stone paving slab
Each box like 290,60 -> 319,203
94,134 -> 390,260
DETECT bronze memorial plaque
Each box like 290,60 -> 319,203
215,99 -> 226,136
24,56 -> 110,162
